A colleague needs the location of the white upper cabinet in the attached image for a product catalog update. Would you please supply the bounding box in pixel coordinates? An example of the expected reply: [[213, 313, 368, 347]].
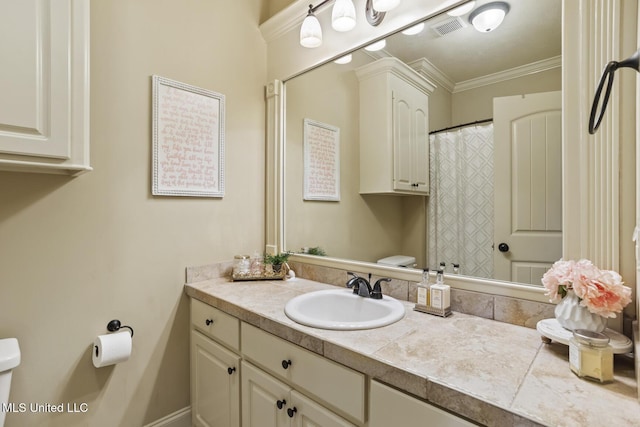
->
[[356, 57, 434, 195], [0, 0, 90, 175]]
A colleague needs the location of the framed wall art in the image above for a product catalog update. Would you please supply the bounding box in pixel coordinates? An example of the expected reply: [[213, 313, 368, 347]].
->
[[303, 118, 340, 201], [152, 75, 225, 197]]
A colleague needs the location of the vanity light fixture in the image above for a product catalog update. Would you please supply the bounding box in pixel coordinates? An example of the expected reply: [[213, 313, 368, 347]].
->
[[300, 0, 402, 48], [332, 0, 357, 32], [469, 1, 510, 33], [364, 39, 386, 52], [300, 5, 323, 48], [372, 0, 401, 12], [334, 53, 353, 64], [401, 22, 425, 35]]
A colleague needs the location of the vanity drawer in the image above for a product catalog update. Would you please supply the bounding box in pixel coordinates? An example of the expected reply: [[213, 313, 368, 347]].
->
[[241, 323, 365, 423], [191, 298, 240, 351]]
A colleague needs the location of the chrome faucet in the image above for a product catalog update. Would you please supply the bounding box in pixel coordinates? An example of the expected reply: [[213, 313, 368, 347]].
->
[[346, 273, 390, 299]]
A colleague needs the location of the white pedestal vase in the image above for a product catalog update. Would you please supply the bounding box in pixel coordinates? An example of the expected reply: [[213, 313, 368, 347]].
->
[[554, 290, 607, 332]]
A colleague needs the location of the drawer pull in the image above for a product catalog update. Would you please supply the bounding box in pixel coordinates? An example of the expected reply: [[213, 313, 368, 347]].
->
[[205, 318, 214, 326], [227, 367, 236, 375], [287, 407, 297, 418], [281, 359, 292, 369], [276, 399, 286, 410]]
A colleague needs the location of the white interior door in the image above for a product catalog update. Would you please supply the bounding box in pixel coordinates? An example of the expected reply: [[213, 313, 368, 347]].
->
[[493, 91, 562, 285]]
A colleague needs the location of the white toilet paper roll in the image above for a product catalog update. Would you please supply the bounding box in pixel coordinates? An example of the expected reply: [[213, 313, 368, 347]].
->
[[92, 331, 132, 368]]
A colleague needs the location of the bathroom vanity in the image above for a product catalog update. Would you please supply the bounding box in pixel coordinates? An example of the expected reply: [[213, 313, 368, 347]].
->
[[185, 274, 640, 427]]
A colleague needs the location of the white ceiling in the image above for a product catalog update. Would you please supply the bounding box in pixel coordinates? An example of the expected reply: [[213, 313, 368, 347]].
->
[[381, 0, 562, 83]]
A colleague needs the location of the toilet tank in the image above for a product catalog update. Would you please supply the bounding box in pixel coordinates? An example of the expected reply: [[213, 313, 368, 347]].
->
[[0, 338, 20, 427], [376, 255, 417, 268]]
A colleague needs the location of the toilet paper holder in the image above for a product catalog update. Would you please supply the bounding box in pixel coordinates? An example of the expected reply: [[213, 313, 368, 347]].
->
[[106, 319, 134, 337]]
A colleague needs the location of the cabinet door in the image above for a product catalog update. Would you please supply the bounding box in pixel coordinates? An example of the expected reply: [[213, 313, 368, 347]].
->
[[242, 361, 291, 427], [0, 0, 90, 174], [191, 331, 241, 427], [290, 391, 355, 427], [393, 91, 415, 192], [392, 80, 429, 194], [370, 380, 475, 427], [411, 93, 429, 193]]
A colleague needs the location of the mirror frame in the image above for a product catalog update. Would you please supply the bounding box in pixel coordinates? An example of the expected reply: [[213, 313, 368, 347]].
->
[[261, 0, 636, 311]]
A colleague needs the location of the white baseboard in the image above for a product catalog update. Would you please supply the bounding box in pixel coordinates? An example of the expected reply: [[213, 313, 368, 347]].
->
[[144, 407, 191, 427]]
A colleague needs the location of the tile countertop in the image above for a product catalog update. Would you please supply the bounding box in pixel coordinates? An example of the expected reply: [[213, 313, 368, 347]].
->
[[184, 277, 640, 427]]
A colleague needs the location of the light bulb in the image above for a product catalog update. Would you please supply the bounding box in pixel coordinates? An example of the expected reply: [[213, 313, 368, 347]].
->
[[372, 0, 401, 12], [332, 0, 356, 32], [300, 11, 322, 48]]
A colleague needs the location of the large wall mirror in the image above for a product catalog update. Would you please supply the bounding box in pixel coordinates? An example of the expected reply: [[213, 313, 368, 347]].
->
[[283, 0, 562, 288]]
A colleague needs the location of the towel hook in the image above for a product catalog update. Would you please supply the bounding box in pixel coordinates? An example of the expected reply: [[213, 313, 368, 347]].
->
[[589, 48, 640, 134]]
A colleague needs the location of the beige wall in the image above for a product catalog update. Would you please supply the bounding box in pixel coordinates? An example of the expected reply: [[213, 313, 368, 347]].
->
[[451, 68, 562, 125], [285, 52, 413, 263], [0, 1, 266, 426], [261, 0, 296, 23]]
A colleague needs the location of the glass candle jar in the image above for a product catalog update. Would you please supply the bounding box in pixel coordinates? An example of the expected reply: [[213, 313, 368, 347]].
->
[[569, 329, 614, 383], [233, 255, 251, 276]]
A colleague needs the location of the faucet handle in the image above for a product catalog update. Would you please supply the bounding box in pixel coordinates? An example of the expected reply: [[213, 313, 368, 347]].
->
[[346, 272, 360, 293], [371, 278, 391, 300]]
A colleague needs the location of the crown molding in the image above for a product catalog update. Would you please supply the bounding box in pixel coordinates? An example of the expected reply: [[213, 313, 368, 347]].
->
[[408, 58, 455, 92], [453, 55, 562, 93], [259, 0, 310, 43]]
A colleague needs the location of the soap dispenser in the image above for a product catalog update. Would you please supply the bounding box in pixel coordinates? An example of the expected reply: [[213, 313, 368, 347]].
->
[[430, 269, 450, 311], [416, 268, 429, 307]]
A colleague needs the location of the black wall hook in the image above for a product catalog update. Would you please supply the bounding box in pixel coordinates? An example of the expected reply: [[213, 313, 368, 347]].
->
[[589, 49, 640, 134], [107, 319, 134, 337]]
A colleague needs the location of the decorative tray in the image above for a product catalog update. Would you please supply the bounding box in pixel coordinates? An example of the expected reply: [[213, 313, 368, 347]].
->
[[232, 268, 286, 281], [536, 318, 632, 354], [414, 303, 452, 318]]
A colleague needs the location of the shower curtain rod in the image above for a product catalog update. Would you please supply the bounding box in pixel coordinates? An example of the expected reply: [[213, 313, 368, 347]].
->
[[429, 118, 493, 135]]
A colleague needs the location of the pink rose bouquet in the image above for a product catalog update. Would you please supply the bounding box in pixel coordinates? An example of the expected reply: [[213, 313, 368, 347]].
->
[[541, 259, 632, 318]]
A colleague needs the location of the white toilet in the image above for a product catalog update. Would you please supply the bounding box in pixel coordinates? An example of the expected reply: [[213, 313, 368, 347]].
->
[[0, 338, 20, 427], [376, 255, 417, 268]]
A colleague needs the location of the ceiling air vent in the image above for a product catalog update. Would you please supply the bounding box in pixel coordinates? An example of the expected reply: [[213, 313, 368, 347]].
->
[[430, 17, 466, 37]]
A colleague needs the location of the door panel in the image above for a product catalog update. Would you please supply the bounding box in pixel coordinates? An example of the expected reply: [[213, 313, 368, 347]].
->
[[241, 361, 290, 427], [494, 92, 562, 284]]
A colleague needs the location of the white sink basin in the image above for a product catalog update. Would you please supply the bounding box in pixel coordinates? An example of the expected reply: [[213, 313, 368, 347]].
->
[[284, 289, 405, 330]]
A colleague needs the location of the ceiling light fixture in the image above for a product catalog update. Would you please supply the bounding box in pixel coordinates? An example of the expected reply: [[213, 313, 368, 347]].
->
[[300, 0, 402, 48], [469, 1, 510, 33]]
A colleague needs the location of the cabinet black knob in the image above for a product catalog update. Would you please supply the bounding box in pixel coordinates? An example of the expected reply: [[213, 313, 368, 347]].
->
[[287, 407, 297, 418], [205, 318, 214, 326], [498, 243, 510, 252], [276, 399, 286, 410], [281, 359, 292, 369], [227, 367, 236, 375]]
